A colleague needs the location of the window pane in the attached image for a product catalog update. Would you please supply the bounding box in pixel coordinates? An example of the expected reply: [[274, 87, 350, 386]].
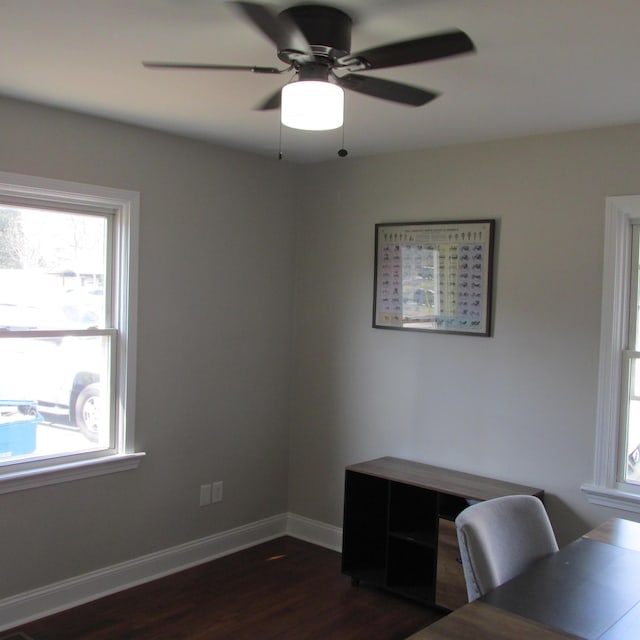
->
[[0, 207, 106, 329], [632, 224, 640, 352], [625, 356, 640, 483], [0, 204, 111, 463], [0, 335, 111, 461], [626, 226, 640, 483]]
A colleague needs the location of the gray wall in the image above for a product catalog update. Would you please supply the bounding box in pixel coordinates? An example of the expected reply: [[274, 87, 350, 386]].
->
[[1, 94, 639, 601], [290, 124, 640, 546], [0, 97, 295, 598]]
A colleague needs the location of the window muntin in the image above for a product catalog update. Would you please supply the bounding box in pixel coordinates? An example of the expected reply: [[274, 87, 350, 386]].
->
[[0, 173, 139, 485]]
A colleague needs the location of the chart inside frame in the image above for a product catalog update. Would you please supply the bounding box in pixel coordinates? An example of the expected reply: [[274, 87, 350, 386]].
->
[[373, 219, 495, 336]]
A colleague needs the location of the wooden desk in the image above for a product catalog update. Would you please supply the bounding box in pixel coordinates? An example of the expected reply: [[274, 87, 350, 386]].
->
[[407, 518, 640, 640], [342, 457, 542, 610]]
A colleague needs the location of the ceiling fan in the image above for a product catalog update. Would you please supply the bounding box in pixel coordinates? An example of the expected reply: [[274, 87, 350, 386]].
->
[[143, 2, 475, 125]]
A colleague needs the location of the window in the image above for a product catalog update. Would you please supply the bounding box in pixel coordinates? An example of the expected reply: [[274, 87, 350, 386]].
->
[[0, 172, 142, 493], [583, 195, 640, 511]]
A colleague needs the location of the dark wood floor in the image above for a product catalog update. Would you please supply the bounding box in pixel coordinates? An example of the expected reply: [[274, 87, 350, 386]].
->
[[6, 536, 444, 640]]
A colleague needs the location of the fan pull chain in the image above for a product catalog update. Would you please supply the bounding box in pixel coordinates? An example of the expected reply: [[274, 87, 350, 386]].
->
[[278, 118, 283, 160], [338, 121, 348, 158]]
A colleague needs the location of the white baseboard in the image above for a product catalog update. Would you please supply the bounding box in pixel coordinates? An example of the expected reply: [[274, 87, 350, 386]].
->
[[0, 512, 342, 633], [286, 512, 343, 551]]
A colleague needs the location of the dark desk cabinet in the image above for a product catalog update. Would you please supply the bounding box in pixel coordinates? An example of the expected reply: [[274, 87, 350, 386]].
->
[[341, 457, 543, 611]]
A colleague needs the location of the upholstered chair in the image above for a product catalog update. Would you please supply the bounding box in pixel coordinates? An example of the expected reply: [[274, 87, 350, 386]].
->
[[455, 494, 558, 601]]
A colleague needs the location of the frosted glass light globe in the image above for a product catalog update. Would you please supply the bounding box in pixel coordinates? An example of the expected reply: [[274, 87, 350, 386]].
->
[[281, 81, 344, 131]]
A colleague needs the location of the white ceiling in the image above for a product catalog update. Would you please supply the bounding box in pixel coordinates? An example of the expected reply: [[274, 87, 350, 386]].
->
[[2, 0, 640, 163]]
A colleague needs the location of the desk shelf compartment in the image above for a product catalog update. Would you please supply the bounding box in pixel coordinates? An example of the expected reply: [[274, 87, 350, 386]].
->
[[341, 470, 388, 583], [387, 536, 436, 603], [389, 481, 438, 548]]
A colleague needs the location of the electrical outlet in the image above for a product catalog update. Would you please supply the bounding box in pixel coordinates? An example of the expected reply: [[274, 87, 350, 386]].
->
[[212, 481, 223, 503], [199, 483, 212, 507]]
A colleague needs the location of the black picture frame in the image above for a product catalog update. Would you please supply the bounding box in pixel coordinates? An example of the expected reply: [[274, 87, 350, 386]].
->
[[373, 219, 495, 336]]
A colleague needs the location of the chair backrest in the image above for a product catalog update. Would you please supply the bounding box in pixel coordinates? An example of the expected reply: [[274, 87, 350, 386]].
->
[[455, 494, 558, 601]]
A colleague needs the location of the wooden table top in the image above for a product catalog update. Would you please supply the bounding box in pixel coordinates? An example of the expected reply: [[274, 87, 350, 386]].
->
[[583, 516, 640, 551], [406, 601, 581, 640], [406, 518, 640, 640]]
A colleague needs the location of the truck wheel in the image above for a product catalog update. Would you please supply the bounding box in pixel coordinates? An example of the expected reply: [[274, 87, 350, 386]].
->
[[75, 383, 100, 442]]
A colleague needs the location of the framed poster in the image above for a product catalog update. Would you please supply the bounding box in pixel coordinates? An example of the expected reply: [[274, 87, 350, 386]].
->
[[373, 219, 495, 336]]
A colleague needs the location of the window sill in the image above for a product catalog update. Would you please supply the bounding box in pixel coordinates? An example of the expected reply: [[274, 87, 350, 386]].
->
[[581, 482, 640, 513], [0, 452, 145, 495]]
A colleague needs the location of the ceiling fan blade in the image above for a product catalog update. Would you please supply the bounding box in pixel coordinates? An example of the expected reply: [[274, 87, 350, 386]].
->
[[338, 30, 475, 70], [336, 74, 439, 106], [254, 88, 282, 110], [229, 1, 312, 58], [143, 61, 282, 74]]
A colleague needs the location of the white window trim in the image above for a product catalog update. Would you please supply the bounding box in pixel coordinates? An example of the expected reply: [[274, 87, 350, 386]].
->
[[582, 195, 640, 512], [0, 453, 145, 495], [0, 171, 144, 492]]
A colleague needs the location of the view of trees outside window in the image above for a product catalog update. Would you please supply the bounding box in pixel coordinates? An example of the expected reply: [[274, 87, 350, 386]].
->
[[0, 206, 111, 463]]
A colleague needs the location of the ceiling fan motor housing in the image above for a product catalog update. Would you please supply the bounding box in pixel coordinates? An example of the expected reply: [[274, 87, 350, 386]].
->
[[277, 5, 352, 63]]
